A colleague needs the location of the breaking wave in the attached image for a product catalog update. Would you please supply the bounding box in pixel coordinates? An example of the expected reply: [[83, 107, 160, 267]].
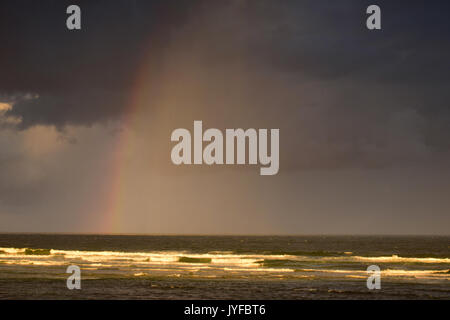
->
[[0, 247, 448, 282]]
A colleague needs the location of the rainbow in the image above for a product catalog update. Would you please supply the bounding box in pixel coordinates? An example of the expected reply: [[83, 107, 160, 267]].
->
[[92, 48, 155, 234]]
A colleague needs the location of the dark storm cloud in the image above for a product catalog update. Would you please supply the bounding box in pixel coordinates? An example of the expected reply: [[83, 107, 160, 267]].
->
[[0, 0, 449, 163], [249, 1, 450, 84], [0, 0, 196, 128]]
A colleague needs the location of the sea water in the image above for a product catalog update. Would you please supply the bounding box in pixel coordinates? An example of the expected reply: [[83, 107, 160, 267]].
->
[[0, 234, 448, 299]]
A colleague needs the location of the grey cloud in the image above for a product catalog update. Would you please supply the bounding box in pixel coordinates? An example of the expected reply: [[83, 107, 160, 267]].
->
[[1, 0, 449, 130]]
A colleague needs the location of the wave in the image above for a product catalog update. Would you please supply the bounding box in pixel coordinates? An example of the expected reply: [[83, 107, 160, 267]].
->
[[1, 247, 449, 282], [256, 259, 301, 268], [234, 250, 346, 257], [297, 267, 450, 277], [178, 257, 212, 263], [1, 247, 449, 264], [350, 255, 450, 264], [24, 248, 51, 255]]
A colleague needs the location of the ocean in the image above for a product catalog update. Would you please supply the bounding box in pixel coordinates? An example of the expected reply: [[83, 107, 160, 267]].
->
[[0, 234, 448, 299]]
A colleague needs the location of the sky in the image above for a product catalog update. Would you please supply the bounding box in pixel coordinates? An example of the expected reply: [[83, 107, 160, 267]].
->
[[0, 0, 449, 234]]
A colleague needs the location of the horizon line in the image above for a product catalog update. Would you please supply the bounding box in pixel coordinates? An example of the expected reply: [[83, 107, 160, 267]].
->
[[0, 231, 448, 237]]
